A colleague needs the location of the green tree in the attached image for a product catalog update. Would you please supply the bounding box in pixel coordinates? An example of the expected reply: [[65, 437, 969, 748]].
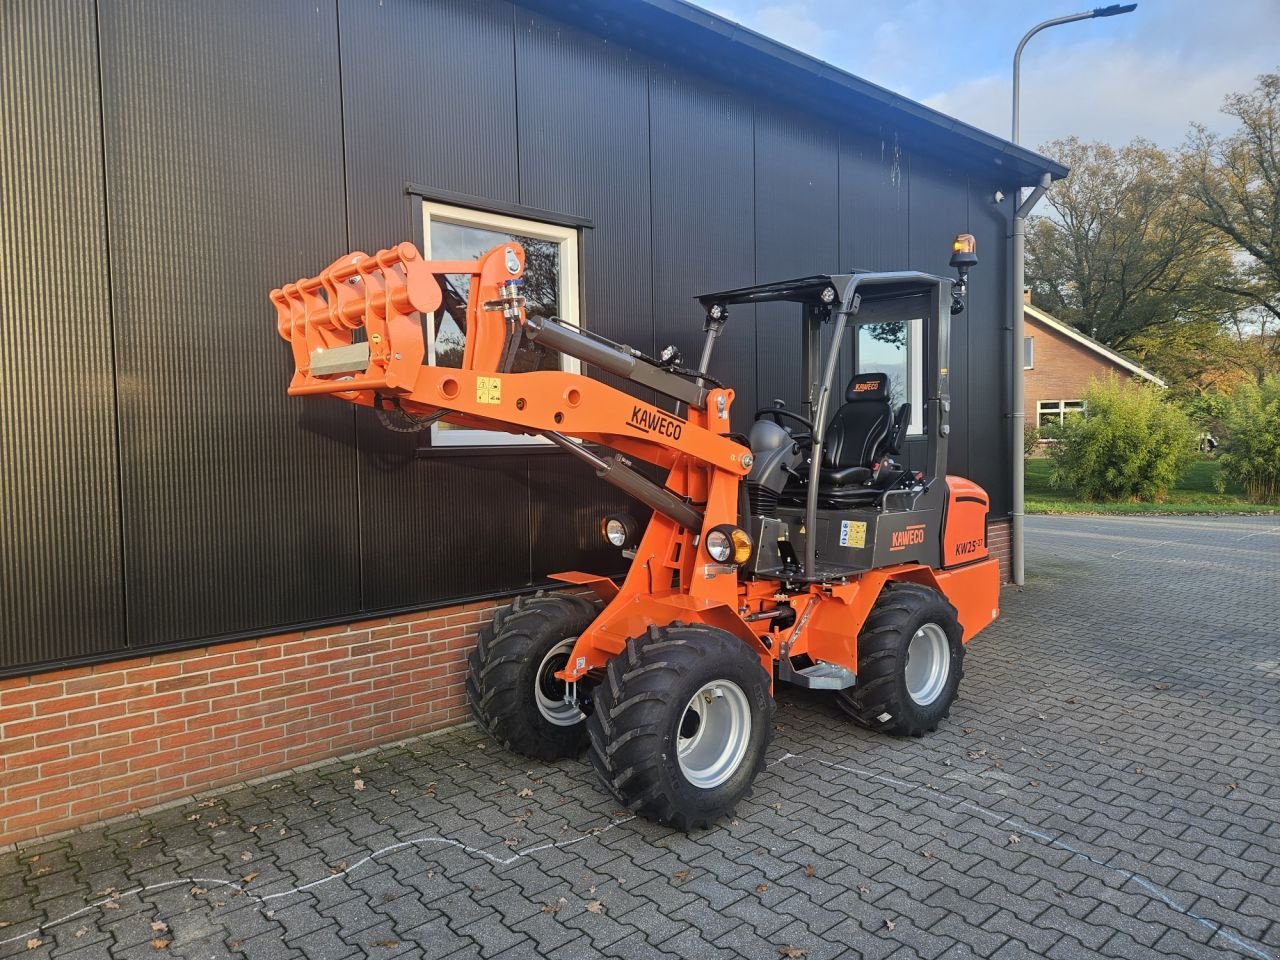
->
[[1049, 376, 1197, 502], [1027, 137, 1232, 349], [1184, 72, 1280, 368]]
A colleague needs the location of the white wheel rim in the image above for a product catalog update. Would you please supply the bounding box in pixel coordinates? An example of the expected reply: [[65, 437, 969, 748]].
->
[[905, 623, 950, 706], [533, 638, 584, 727], [676, 680, 752, 789]]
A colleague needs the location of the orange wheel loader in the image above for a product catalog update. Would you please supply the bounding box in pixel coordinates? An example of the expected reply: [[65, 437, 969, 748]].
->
[[271, 233, 1000, 830]]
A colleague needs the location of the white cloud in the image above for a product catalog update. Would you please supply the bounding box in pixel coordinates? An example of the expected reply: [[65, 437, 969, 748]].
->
[[926, 39, 1272, 152]]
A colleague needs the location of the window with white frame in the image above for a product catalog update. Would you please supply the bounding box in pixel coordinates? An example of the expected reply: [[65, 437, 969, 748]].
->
[[1023, 336, 1035, 370], [1037, 399, 1085, 427], [856, 316, 924, 435], [421, 200, 581, 447]]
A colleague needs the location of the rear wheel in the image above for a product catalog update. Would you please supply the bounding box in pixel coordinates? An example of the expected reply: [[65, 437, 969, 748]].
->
[[835, 582, 963, 737], [467, 592, 601, 760], [587, 624, 773, 830]]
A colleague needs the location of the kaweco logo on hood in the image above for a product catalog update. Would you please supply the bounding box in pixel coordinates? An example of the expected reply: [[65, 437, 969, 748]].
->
[[627, 405, 684, 440]]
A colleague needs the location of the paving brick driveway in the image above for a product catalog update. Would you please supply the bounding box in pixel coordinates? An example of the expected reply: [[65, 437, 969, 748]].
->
[[2, 515, 1277, 960]]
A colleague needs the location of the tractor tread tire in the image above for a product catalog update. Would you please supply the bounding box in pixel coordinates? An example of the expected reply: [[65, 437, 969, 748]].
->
[[466, 591, 601, 761], [835, 582, 964, 738], [586, 625, 773, 831]]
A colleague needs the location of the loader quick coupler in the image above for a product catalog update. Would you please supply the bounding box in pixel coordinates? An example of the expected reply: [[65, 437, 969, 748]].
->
[[273, 234, 1001, 831]]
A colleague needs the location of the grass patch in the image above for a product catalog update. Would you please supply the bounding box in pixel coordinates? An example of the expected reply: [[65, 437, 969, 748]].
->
[[1025, 456, 1276, 515]]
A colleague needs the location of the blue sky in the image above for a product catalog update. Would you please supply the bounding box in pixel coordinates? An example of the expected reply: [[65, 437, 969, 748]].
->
[[693, 0, 1280, 153]]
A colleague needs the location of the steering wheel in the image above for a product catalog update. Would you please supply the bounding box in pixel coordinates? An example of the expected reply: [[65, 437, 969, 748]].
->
[[754, 405, 814, 444]]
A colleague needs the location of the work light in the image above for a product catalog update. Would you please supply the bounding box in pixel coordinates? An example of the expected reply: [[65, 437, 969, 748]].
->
[[601, 514, 638, 548], [705, 525, 753, 565]]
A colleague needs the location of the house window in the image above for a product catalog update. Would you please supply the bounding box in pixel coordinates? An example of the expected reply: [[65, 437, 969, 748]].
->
[[1024, 336, 1035, 370], [421, 200, 581, 447], [1037, 399, 1085, 427], [857, 316, 923, 435]]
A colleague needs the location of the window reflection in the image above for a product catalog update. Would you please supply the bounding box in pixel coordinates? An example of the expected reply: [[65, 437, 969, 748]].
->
[[429, 220, 563, 374]]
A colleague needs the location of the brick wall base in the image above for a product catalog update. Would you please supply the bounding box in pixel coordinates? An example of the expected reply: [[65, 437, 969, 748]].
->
[[988, 517, 1012, 584], [0, 600, 504, 847]]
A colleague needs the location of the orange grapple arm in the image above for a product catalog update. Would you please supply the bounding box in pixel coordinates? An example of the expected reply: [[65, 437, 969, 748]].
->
[[270, 241, 749, 478]]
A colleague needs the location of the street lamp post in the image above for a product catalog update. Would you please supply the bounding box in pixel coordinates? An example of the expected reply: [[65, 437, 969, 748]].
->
[[1008, 4, 1136, 587]]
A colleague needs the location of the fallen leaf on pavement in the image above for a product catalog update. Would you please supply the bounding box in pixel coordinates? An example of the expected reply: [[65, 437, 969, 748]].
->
[[858, 885, 871, 895], [190, 886, 207, 896], [777, 946, 807, 958], [150, 921, 169, 932], [803, 864, 816, 878], [370, 940, 400, 948], [241, 872, 260, 884], [673, 870, 690, 882], [756, 883, 769, 893], [885, 919, 896, 931], [1008, 834, 1022, 845], [26, 939, 43, 950], [239, 852, 252, 862], [586, 900, 604, 914], [353, 779, 366, 791], [150, 939, 171, 950], [517, 787, 534, 798]]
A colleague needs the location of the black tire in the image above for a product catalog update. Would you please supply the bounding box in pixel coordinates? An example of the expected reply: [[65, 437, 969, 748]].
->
[[587, 624, 773, 831], [835, 582, 964, 737], [466, 592, 601, 761]]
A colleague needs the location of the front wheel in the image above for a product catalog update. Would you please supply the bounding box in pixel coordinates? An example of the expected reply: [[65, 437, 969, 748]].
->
[[466, 592, 601, 760], [835, 582, 964, 737], [587, 625, 773, 831]]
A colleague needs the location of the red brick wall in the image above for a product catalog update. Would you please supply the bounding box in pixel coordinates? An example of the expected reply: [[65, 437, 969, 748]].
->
[[988, 517, 1011, 584], [1025, 313, 1126, 423], [0, 600, 502, 847]]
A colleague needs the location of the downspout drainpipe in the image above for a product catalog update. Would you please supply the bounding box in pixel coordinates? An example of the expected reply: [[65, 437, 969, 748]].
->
[[1011, 172, 1051, 586]]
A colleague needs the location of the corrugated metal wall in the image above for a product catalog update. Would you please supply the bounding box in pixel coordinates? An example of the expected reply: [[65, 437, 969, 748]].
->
[[0, 0, 1019, 674]]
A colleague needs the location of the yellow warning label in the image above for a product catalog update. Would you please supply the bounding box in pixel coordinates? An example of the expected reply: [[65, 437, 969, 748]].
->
[[476, 376, 501, 405], [839, 520, 867, 548]]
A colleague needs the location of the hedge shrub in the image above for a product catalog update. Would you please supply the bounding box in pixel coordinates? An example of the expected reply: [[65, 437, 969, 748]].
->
[[1216, 378, 1280, 504], [1049, 377, 1196, 501]]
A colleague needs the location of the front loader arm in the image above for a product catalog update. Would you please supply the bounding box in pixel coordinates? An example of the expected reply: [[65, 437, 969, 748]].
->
[[270, 241, 749, 478]]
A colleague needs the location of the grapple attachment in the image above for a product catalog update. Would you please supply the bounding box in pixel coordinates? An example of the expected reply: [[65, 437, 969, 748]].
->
[[271, 241, 526, 402]]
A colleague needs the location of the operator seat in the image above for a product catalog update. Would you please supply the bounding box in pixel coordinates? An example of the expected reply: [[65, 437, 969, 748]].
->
[[816, 373, 910, 505]]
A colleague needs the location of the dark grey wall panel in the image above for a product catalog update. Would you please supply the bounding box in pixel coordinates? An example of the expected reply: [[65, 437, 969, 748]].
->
[[515, 11, 651, 353], [339, 0, 519, 250], [908, 155, 971, 482], [649, 66, 757, 433], [967, 177, 1015, 517], [340, 0, 531, 609], [755, 110, 839, 414], [358, 439, 532, 609], [100, 0, 358, 645], [4, 0, 1024, 674], [528, 456, 637, 579], [839, 129, 910, 272], [0, 0, 125, 667]]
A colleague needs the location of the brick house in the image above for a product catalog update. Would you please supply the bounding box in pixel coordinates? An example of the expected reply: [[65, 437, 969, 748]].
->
[[1023, 295, 1166, 433]]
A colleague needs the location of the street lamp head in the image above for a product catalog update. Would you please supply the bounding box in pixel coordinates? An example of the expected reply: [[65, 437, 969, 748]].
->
[[1092, 4, 1137, 17]]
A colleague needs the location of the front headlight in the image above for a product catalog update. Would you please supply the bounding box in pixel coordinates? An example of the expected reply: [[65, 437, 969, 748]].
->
[[705, 525, 753, 565], [601, 514, 638, 548]]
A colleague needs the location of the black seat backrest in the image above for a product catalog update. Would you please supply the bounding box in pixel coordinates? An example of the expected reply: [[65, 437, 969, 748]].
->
[[822, 373, 893, 469], [886, 402, 911, 456]]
